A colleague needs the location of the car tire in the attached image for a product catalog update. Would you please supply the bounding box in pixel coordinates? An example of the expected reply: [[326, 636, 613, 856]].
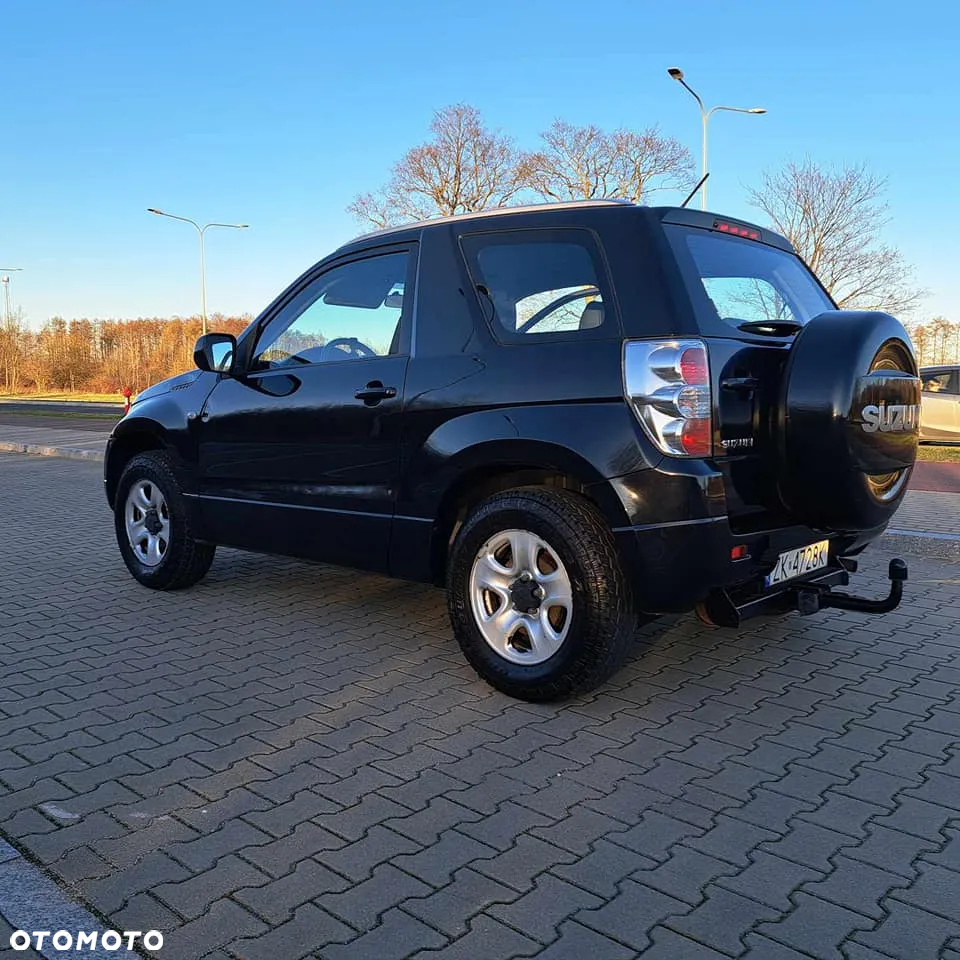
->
[[447, 487, 636, 702], [114, 451, 215, 590]]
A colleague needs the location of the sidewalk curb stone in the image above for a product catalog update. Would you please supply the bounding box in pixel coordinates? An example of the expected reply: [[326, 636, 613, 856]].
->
[[0, 441, 104, 462]]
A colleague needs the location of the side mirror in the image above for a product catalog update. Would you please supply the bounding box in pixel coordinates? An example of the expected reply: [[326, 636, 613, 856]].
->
[[194, 333, 236, 374]]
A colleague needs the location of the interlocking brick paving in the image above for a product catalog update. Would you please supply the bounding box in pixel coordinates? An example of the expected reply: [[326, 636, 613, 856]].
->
[[1, 451, 959, 959]]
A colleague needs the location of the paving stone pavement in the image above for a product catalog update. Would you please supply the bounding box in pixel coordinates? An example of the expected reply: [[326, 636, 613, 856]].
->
[[1, 450, 959, 960], [886, 490, 960, 537]]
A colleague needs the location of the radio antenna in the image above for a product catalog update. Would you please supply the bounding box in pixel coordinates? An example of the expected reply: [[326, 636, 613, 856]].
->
[[680, 173, 709, 209]]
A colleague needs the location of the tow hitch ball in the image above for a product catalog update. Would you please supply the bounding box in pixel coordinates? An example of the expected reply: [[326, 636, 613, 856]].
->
[[797, 559, 908, 616]]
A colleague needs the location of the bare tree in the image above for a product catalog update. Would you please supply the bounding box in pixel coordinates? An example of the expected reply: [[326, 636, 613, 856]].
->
[[928, 316, 954, 364], [748, 159, 923, 316], [523, 121, 694, 203], [0, 309, 27, 392], [349, 104, 528, 228], [908, 323, 930, 365]]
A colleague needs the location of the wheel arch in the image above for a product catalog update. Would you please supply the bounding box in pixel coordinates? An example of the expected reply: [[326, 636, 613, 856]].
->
[[428, 442, 632, 585], [105, 419, 173, 508]]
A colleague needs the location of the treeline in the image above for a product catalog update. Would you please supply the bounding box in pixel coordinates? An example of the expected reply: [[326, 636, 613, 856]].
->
[[909, 317, 960, 367], [0, 314, 252, 394], [1, 311, 956, 398]]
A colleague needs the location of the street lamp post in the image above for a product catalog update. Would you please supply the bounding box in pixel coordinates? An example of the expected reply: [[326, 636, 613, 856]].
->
[[147, 209, 249, 336], [666, 68, 766, 211], [0, 268, 23, 325]]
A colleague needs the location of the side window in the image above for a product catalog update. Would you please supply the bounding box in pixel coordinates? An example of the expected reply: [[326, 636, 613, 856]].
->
[[921, 371, 959, 395], [460, 230, 613, 341], [253, 251, 410, 367]]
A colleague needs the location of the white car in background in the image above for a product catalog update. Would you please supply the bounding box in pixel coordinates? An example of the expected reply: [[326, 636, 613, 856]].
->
[[919, 365, 960, 441]]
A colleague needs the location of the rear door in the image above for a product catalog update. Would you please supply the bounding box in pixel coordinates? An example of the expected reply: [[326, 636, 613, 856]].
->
[[663, 221, 837, 530]]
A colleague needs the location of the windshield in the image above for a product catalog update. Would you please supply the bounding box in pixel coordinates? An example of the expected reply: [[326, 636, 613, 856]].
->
[[666, 225, 834, 336]]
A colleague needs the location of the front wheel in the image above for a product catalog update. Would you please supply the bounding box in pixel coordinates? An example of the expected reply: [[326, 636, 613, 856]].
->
[[114, 451, 215, 590], [447, 488, 636, 702]]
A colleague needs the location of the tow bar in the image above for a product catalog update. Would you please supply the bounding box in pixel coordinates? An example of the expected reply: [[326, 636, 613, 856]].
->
[[801, 558, 908, 615], [698, 558, 909, 628]]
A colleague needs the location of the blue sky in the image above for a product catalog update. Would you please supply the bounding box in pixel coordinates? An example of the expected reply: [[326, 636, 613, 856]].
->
[[2, 0, 957, 328]]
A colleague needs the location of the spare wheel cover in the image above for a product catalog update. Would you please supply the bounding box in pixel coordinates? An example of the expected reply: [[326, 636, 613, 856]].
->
[[778, 310, 920, 531]]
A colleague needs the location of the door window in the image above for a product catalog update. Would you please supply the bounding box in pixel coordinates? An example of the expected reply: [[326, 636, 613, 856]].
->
[[460, 230, 613, 341], [253, 251, 410, 367], [921, 371, 959, 394]]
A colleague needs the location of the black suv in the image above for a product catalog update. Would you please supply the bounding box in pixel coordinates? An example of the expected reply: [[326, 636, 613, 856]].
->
[[106, 201, 920, 701]]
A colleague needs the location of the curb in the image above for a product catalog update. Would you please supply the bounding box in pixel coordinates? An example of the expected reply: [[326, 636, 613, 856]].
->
[[0, 441, 104, 463], [0, 840, 107, 957]]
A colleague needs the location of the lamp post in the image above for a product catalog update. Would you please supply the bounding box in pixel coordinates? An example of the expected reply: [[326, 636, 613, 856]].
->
[[147, 209, 248, 336], [0, 268, 23, 325], [666, 67, 766, 210]]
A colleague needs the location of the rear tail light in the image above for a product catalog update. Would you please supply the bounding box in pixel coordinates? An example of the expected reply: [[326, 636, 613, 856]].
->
[[623, 339, 713, 457]]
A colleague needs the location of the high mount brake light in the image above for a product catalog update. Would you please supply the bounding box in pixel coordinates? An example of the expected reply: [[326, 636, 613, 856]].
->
[[623, 340, 713, 458], [714, 220, 760, 241]]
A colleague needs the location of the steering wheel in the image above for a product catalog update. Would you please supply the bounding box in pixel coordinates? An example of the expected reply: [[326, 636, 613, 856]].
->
[[321, 337, 377, 361], [516, 287, 600, 334]]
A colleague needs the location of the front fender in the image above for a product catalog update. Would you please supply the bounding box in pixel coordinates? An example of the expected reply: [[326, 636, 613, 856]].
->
[[104, 376, 216, 506]]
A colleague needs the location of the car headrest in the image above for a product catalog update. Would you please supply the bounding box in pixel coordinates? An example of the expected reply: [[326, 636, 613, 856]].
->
[[579, 301, 604, 329]]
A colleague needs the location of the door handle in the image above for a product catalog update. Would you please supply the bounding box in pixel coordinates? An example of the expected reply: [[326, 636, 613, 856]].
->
[[354, 381, 397, 404], [721, 376, 760, 396]]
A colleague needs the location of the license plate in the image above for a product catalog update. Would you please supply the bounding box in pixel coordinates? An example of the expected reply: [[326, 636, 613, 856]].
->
[[764, 540, 830, 588]]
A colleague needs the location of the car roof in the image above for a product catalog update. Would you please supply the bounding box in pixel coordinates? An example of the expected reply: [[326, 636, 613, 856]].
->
[[337, 200, 791, 255]]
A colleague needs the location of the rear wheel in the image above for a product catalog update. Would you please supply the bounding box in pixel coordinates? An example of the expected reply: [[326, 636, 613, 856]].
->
[[447, 488, 636, 701], [114, 451, 215, 590]]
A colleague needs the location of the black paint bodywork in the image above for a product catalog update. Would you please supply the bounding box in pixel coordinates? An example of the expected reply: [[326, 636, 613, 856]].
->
[[105, 202, 912, 615]]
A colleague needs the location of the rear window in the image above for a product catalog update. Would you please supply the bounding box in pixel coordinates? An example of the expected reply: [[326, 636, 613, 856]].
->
[[666, 225, 834, 336]]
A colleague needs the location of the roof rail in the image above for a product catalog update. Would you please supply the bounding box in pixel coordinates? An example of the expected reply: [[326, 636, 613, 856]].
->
[[350, 198, 635, 243]]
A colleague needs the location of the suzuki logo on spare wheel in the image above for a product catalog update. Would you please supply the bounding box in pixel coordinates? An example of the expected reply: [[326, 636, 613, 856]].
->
[[860, 402, 920, 433]]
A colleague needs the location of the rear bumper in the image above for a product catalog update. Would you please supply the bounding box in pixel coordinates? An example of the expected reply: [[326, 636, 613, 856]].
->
[[614, 514, 888, 615]]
